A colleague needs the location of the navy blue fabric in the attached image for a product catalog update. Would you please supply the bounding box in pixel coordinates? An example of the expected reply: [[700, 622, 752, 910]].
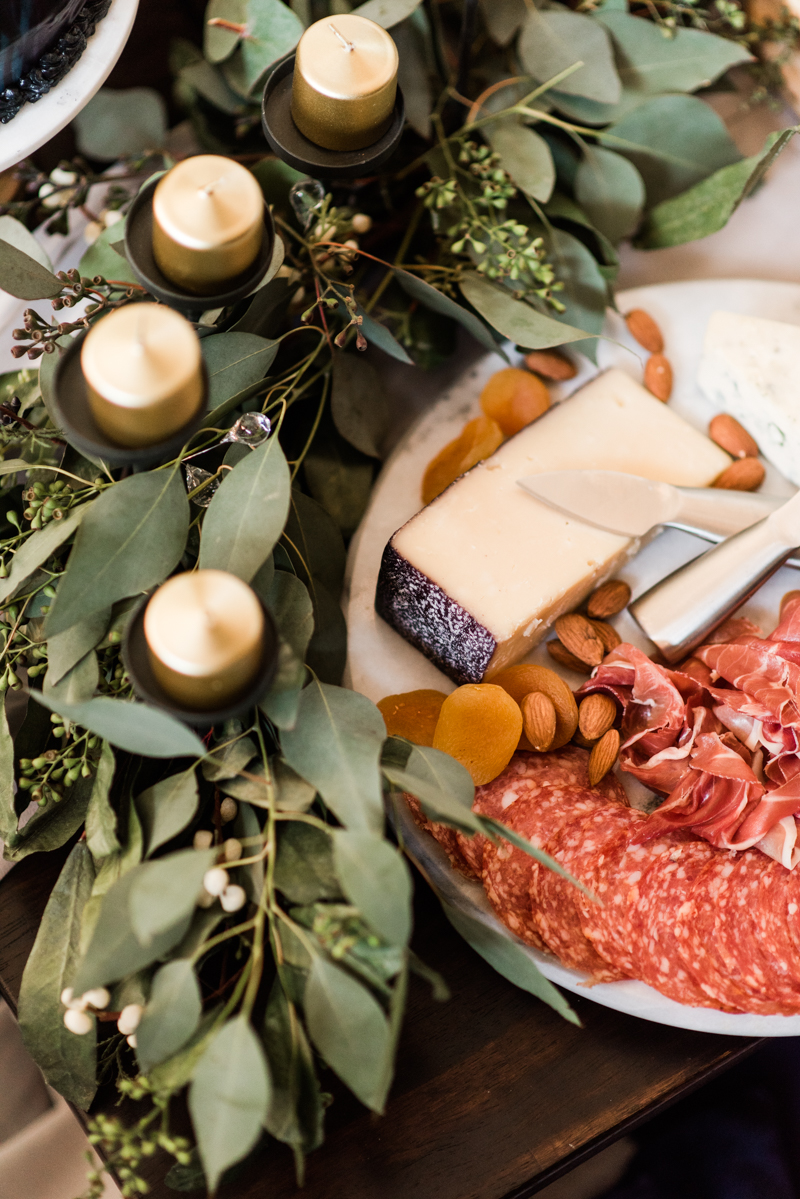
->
[[601, 1042, 800, 1199]]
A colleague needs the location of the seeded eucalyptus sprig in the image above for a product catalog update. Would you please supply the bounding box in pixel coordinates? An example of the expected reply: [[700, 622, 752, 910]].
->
[[11, 270, 147, 361]]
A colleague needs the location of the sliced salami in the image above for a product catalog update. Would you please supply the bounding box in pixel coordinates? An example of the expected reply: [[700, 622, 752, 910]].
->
[[532, 796, 629, 981]]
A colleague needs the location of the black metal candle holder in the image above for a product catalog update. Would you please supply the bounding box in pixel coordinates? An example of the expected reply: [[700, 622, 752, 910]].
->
[[261, 54, 405, 178], [51, 330, 209, 469], [123, 593, 279, 729], [124, 176, 277, 320]]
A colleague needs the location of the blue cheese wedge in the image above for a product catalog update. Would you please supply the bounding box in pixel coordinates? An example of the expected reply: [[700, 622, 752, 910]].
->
[[376, 368, 730, 684], [698, 311, 800, 485]]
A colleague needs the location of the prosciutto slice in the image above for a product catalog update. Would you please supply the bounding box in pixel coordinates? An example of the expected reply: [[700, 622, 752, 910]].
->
[[580, 614, 800, 869]]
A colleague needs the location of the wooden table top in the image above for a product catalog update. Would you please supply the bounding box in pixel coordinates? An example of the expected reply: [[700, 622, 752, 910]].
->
[[0, 850, 760, 1199]]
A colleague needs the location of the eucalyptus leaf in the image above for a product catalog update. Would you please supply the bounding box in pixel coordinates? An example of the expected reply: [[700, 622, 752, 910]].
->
[[274, 821, 341, 905], [73, 87, 168, 160], [200, 332, 278, 409], [281, 489, 346, 595], [351, 0, 422, 25], [442, 899, 579, 1024], [480, 0, 527, 45], [230, 277, 290, 338], [239, 0, 304, 90], [274, 757, 316, 811], [549, 85, 646, 127], [198, 436, 290, 581], [78, 222, 138, 286], [137, 959, 202, 1073], [72, 863, 195, 992], [44, 608, 110, 687], [233, 799, 264, 902], [331, 353, 389, 459], [136, 768, 200, 856], [605, 93, 741, 204], [459, 273, 593, 348], [180, 58, 245, 114], [43, 649, 98, 704], [488, 120, 555, 204], [0, 215, 53, 272], [281, 680, 385, 831], [304, 439, 373, 536], [18, 843, 97, 1108], [29, 692, 206, 759], [202, 736, 257, 783], [0, 216, 62, 300], [43, 469, 189, 638], [597, 11, 751, 95], [259, 640, 306, 730], [266, 570, 314, 660], [394, 16, 432, 139], [0, 699, 17, 844], [189, 1015, 271, 1192], [518, 8, 620, 102], [304, 955, 391, 1111], [204, 0, 247, 61], [395, 269, 501, 355], [0, 503, 90, 606], [546, 226, 608, 350], [383, 742, 480, 835], [128, 847, 216, 947], [333, 831, 412, 946], [263, 981, 324, 1154], [574, 146, 645, 244], [149, 1011, 219, 1093], [84, 742, 119, 862], [637, 127, 797, 249]]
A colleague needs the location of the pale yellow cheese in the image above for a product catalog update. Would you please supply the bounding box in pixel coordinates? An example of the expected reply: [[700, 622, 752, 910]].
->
[[390, 368, 730, 676]]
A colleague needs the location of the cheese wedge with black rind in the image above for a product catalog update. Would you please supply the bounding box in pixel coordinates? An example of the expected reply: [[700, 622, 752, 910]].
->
[[376, 369, 731, 684]]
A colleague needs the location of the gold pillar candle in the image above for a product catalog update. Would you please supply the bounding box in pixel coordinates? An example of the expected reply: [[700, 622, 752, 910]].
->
[[144, 570, 265, 710], [151, 155, 264, 294], [80, 304, 204, 448], [291, 15, 398, 152]]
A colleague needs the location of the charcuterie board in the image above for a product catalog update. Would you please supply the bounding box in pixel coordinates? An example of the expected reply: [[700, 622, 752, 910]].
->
[[344, 278, 800, 1036]]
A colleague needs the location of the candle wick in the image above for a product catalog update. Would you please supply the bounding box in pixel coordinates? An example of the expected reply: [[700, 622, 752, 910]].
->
[[200, 176, 226, 197], [328, 22, 354, 51], [133, 308, 148, 357]]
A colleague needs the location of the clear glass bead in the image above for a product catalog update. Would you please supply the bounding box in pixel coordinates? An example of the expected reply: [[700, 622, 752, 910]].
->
[[184, 465, 219, 507], [289, 178, 325, 229], [223, 413, 272, 448]]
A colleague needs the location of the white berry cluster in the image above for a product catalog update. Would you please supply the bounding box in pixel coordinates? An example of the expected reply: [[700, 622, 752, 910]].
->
[[61, 986, 144, 1048]]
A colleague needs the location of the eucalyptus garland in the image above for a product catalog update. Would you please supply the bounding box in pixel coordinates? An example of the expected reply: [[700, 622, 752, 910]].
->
[[0, 0, 797, 1193]]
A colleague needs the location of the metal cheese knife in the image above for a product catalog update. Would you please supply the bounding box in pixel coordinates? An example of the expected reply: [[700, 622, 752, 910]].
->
[[630, 487, 800, 662], [517, 469, 786, 541]]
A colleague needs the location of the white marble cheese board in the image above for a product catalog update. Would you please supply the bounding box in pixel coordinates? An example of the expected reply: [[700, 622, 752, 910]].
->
[[344, 278, 800, 1036]]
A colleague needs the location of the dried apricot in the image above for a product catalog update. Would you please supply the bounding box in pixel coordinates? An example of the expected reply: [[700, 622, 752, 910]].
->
[[480, 367, 551, 437], [432, 683, 523, 785], [378, 690, 448, 747], [490, 664, 578, 749], [422, 415, 504, 505]]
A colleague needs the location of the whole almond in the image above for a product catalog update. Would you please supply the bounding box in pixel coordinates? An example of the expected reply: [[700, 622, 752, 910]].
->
[[521, 691, 557, 751], [708, 414, 759, 460], [625, 309, 664, 353], [554, 613, 605, 666], [587, 579, 631, 619], [644, 353, 673, 402], [547, 640, 592, 674], [588, 728, 621, 787], [523, 349, 577, 381], [590, 619, 622, 653], [578, 693, 617, 741], [713, 457, 764, 492]]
